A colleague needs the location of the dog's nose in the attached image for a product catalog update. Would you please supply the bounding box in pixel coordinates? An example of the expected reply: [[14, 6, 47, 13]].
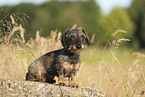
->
[[76, 43, 82, 49]]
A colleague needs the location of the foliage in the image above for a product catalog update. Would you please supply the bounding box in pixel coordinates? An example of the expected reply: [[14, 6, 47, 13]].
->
[[128, 0, 145, 49], [0, 0, 145, 96], [98, 8, 135, 46], [1, 0, 142, 49], [0, 13, 145, 97], [0, 0, 100, 41]]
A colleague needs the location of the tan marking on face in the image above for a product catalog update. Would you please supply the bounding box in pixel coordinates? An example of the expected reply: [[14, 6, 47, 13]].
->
[[68, 44, 85, 54]]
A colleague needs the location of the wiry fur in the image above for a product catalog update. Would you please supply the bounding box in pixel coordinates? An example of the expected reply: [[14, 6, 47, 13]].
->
[[26, 28, 90, 87]]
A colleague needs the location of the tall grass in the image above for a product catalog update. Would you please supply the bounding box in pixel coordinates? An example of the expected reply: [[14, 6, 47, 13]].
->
[[79, 48, 145, 96], [0, 14, 145, 96], [0, 15, 62, 79]]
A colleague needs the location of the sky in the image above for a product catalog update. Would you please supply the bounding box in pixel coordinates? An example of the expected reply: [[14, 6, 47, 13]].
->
[[0, 0, 133, 15], [96, 0, 133, 14]]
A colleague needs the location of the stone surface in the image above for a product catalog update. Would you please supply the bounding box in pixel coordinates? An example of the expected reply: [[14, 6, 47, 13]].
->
[[0, 78, 107, 97]]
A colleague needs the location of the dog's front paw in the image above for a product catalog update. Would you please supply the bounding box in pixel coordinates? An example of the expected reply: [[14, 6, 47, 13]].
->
[[69, 81, 78, 88], [58, 76, 67, 86], [59, 82, 66, 86]]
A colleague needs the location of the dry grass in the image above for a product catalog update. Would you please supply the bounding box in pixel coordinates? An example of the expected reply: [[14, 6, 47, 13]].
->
[[0, 15, 145, 97], [78, 48, 145, 97], [0, 15, 62, 79]]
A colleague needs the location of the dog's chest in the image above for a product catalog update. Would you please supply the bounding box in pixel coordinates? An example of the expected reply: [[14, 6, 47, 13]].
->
[[62, 61, 80, 72], [57, 55, 80, 73]]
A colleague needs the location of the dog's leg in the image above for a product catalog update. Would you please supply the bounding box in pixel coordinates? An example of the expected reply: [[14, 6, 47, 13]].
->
[[26, 71, 47, 82], [57, 68, 68, 86], [68, 73, 78, 88], [58, 75, 67, 86]]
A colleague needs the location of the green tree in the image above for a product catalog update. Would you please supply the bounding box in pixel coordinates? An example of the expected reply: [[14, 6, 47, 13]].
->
[[0, 0, 100, 41], [98, 8, 135, 46], [33, 0, 100, 38], [9, 3, 37, 40], [128, 0, 145, 49]]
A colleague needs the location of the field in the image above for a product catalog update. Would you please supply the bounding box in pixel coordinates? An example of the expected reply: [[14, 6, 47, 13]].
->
[[0, 16, 145, 96]]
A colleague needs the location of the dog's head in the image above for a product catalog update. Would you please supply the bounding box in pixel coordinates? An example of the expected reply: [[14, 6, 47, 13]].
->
[[60, 28, 90, 54]]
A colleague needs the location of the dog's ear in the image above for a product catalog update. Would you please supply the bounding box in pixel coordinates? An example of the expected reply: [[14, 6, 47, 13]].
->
[[60, 29, 70, 48], [82, 28, 90, 46]]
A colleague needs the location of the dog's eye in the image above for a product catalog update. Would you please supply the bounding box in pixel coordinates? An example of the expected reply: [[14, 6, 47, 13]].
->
[[81, 35, 85, 38], [81, 35, 85, 41], [69, 35, 74, 39]]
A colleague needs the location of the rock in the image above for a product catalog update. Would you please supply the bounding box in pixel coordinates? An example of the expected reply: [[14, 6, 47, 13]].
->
[[0, 78, 107, 97]]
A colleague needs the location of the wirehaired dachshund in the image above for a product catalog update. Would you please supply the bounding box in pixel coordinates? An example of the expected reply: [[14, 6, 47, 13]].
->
[[26, 28, 90, 87]]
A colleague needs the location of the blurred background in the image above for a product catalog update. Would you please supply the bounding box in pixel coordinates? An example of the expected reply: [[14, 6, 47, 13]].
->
[[1, 1, 145, 96], [0, 0, 145, 49]]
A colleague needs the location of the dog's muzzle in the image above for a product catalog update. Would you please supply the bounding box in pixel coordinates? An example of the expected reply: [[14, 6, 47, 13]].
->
[[76, 43, 82, 49], [68, 43, 84, 54]]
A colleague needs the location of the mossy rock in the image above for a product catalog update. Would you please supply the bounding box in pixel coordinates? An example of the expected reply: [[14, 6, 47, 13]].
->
[[0, 78, 107, 97]]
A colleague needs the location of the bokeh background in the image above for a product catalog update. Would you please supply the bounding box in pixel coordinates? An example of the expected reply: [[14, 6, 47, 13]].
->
[[0, 0, 145, 96], [1, 0, 145, 49]]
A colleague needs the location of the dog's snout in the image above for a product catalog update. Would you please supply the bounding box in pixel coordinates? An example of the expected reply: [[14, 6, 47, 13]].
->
[[76, 43, 82, 49]]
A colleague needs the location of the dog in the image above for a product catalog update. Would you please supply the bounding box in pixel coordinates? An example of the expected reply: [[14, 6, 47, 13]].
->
[[26, 28, 90, 87]]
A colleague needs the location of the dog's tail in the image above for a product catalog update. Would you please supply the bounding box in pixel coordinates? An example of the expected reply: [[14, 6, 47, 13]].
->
[[26, 73, 29, 80]]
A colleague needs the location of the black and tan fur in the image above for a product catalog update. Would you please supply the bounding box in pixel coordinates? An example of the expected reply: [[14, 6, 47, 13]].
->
[[26, 28, 90, 87]]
